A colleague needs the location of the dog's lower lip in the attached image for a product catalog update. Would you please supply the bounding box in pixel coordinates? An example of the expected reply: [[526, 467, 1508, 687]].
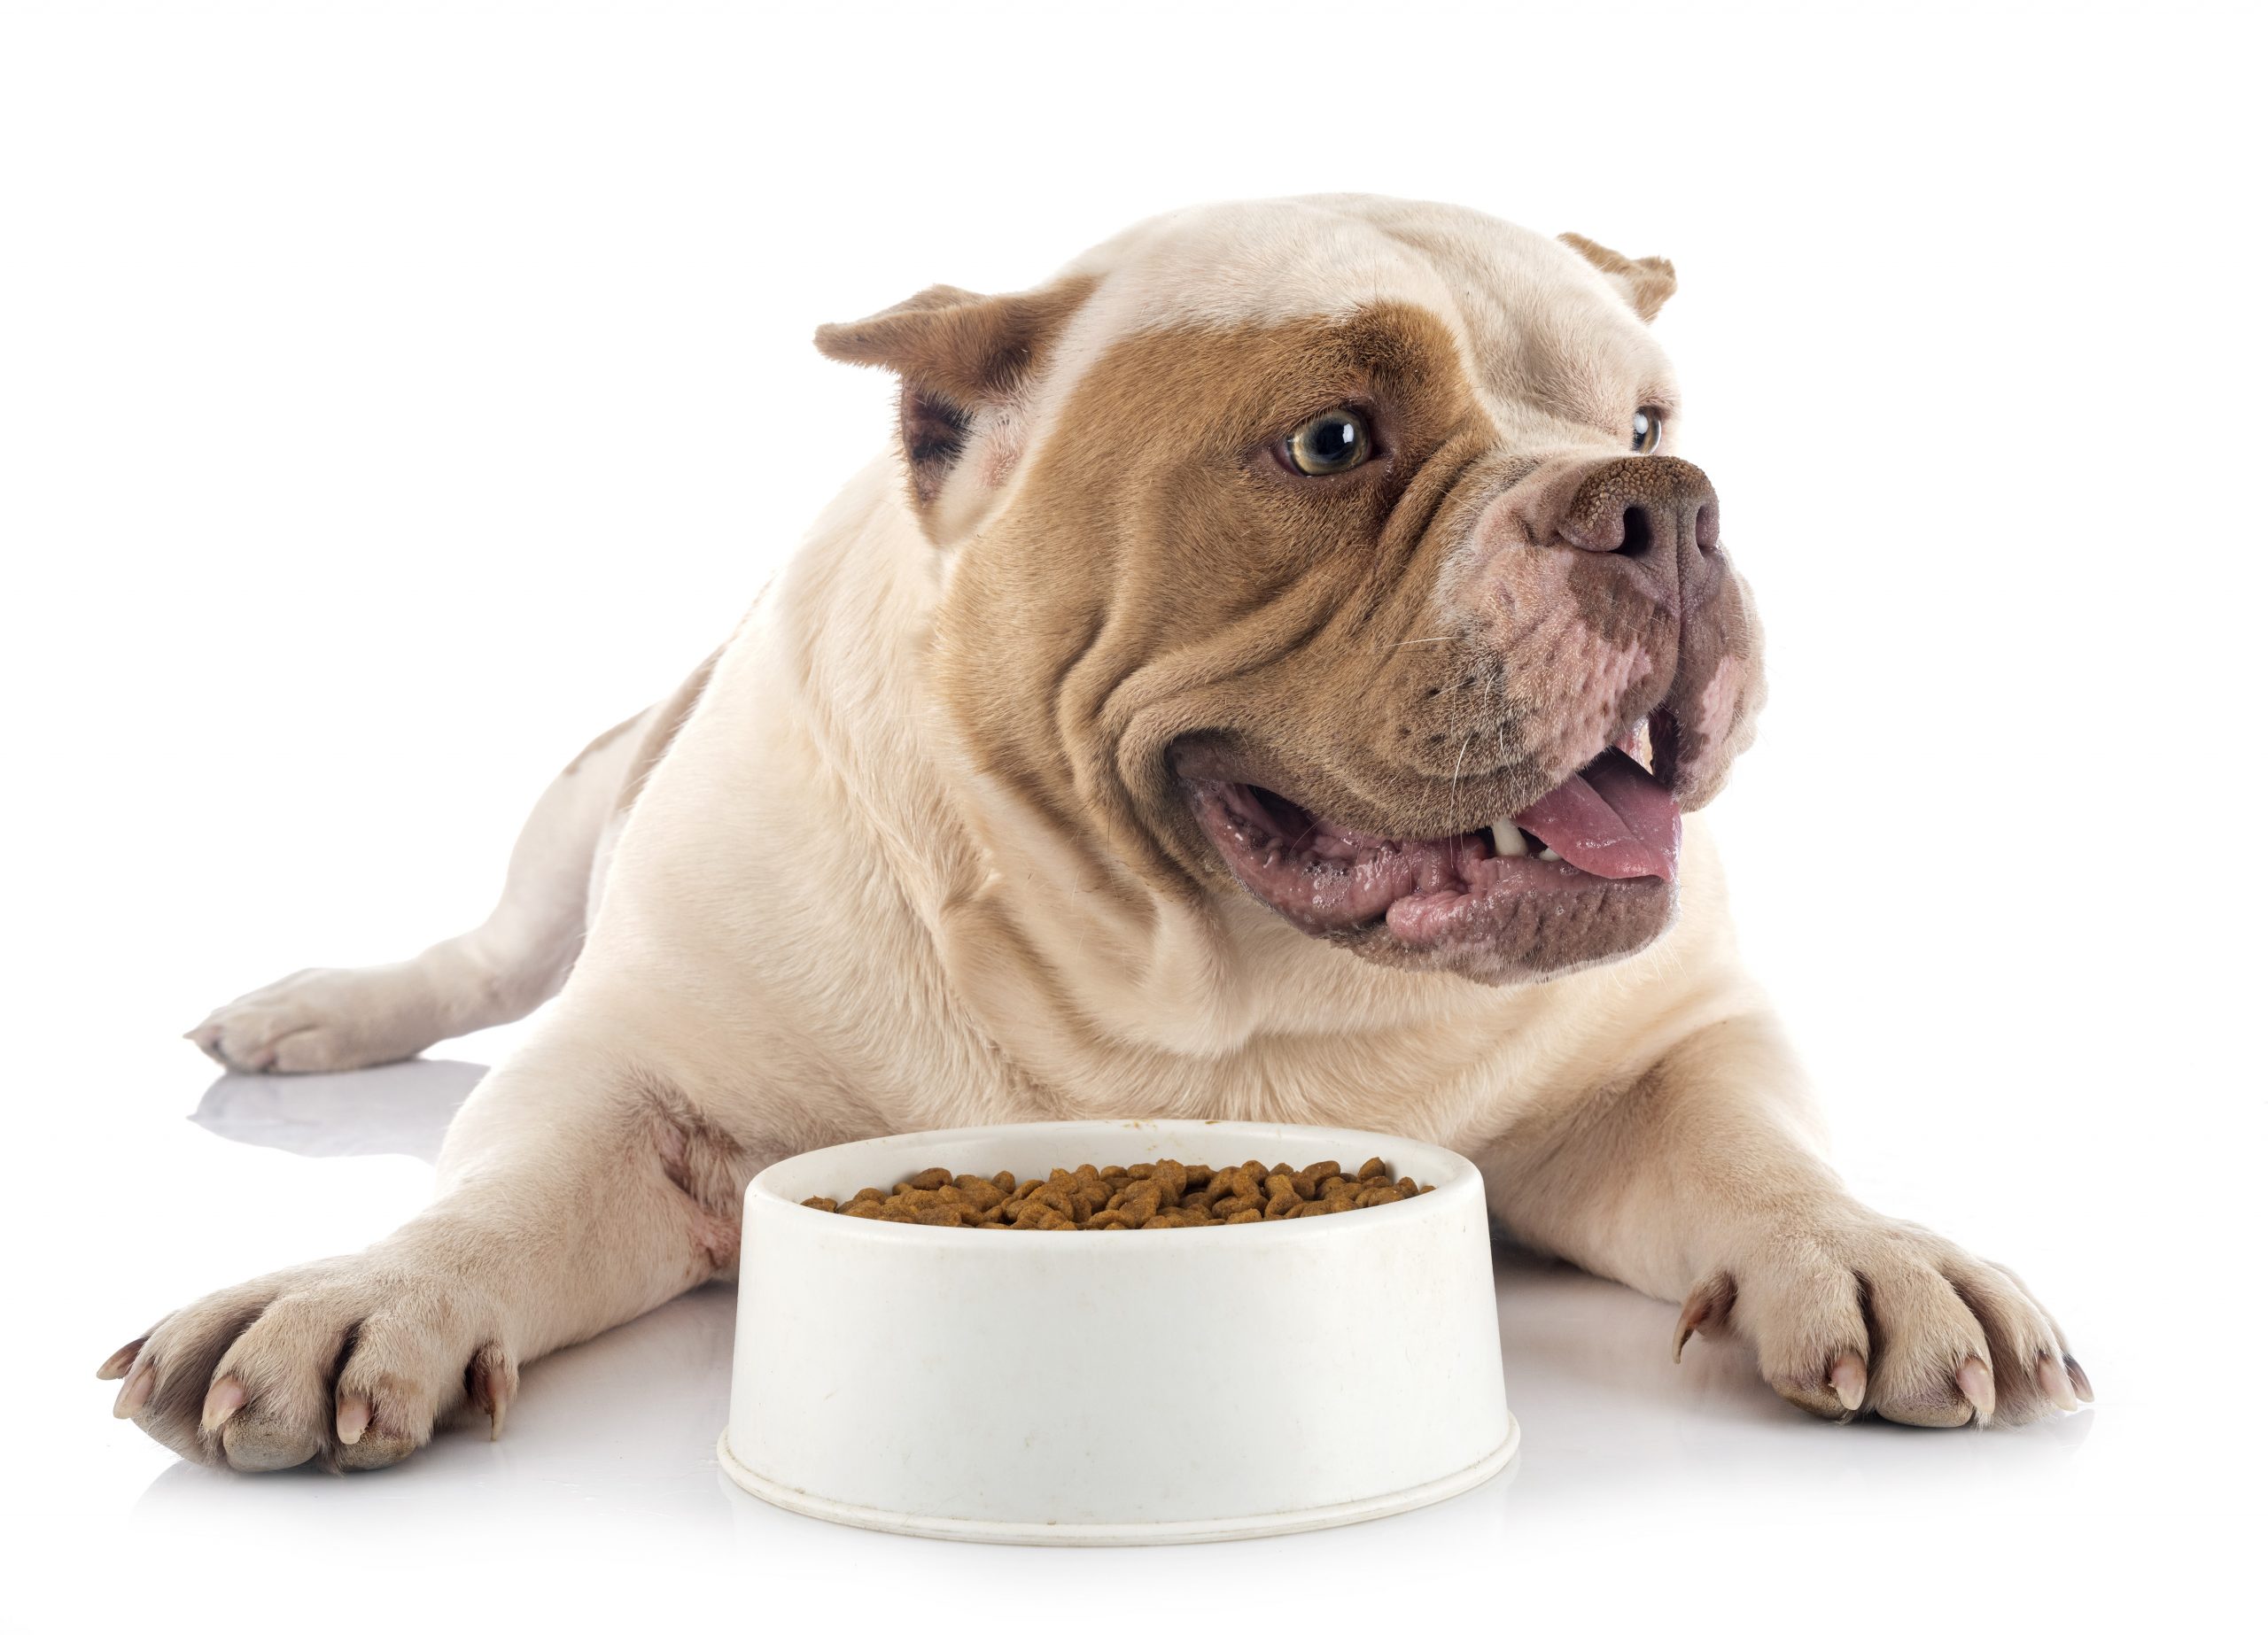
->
[[1185, 747, 1682, 949]]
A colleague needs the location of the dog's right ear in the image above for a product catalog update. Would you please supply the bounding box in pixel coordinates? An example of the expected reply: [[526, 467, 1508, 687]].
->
[[815, 276, 1095, 539], [1557, 233, 1677, 322]]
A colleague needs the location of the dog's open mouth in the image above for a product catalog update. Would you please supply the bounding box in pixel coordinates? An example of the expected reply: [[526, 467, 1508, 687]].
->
[[1184, 732, 1682, 957]]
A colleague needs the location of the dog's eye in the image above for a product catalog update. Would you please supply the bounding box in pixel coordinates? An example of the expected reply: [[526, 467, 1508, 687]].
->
[[1631, 406, 1666, 454], [1284, 408, 1375, 476]]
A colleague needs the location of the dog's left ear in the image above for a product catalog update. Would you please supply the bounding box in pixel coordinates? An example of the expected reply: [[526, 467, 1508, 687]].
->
[[815, 276, 1095, 539], [1557, 233, 1677, 322]]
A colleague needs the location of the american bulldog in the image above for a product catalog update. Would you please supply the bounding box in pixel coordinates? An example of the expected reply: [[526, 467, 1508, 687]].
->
[[107, 196, 2085, 1471]]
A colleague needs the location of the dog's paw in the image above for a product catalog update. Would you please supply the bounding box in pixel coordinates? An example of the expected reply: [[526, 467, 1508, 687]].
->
[[97, 1255, 517, 1472], [1673, 1210, 2088, 1427], [187, 963, 447, 1073]]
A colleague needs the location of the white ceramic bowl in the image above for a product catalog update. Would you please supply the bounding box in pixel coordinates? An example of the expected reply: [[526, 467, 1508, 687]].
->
[[718, 1119, 1516, 1545]]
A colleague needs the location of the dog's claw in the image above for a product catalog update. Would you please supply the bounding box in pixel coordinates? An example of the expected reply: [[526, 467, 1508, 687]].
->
[[2063, 1354, 2093, 1403], [468, 1343, 518, 1441], [1954, 1356, 1995, 1426], [1830, 1352, 1867, 1414], [113, 1361, 155, 1419], [2035, 1353, 2080, 1413], [335, 1395, 371, 1446], [1672, 1271, 1735, 1363], [96, 1338, 144, 1382], [200, 1376, 247, 1433]]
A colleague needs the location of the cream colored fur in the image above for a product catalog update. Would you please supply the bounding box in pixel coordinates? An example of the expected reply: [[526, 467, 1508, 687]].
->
[[113, 198, 2082, 1473]]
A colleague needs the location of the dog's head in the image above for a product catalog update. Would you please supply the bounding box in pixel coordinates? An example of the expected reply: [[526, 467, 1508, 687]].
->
[[818, 197, 1761, 985]]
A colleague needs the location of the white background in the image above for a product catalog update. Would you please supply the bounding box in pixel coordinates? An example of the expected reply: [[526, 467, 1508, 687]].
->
[[4, 0, 2262, 1624]]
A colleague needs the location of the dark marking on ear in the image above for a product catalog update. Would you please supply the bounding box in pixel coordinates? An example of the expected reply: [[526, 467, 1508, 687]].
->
[[898, 383, 974, 505]]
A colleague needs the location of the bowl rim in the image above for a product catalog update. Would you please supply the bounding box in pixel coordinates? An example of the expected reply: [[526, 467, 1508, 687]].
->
[[745, 1117, 1484, 1249]]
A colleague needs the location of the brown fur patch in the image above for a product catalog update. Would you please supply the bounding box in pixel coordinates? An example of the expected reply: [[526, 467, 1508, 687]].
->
[[935, 304, 1510, 907]]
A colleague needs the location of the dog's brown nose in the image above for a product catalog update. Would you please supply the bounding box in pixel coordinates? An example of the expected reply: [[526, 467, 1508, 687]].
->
[[1550, 456, 1720, 571]]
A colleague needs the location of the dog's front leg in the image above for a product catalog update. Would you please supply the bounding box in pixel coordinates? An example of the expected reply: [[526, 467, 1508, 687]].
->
[[98, 1028, 768, 1471], [1480, 1011, 2087, 1427]]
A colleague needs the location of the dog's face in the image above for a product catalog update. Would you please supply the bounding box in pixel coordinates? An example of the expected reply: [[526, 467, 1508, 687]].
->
[[819, 197, 1762, 984]]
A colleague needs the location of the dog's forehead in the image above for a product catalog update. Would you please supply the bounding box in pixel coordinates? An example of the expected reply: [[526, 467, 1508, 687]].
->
[[1051, 195, 1670, 433]]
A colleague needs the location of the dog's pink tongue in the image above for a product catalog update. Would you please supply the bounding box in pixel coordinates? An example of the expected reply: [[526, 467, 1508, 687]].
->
[[1515, 748, 1682, 880]]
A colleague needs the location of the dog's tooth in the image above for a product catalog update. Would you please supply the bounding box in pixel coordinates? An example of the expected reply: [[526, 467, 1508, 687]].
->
[[1538, 846, 1562, 862], [1489, 818, 1528, 857]]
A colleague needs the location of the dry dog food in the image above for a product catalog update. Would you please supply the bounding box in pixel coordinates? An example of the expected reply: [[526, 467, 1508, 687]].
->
[[800, 1157, 1430, 1229]]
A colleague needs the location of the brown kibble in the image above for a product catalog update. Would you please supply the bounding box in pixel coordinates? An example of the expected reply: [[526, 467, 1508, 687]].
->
[[812, 1156, 1427, 1230]]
